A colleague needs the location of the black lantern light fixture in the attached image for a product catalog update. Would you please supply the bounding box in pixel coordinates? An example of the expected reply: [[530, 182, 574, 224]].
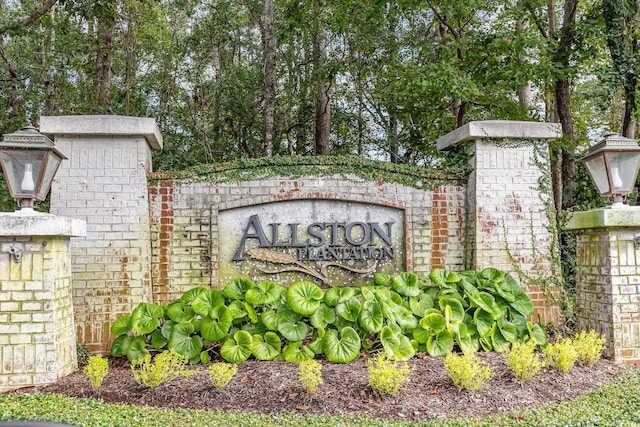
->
[[578, 132, 640, 208], [0, 126, 67, 211]]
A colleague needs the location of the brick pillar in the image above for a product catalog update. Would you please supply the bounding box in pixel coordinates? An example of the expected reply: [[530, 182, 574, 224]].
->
[[41, 115, 163, 353], [0, 211, 85, 391], [565, 208, 640, 363], [437, 121, 562, 325]]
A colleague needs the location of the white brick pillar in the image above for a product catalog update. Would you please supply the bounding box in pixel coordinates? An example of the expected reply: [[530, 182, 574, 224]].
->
[[437, 121, 561, 324], [41, 115, 163, 352], [0, 211, 85, 391]]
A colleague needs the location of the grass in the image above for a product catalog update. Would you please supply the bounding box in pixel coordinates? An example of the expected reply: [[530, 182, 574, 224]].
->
[[2, 371, 640, 427]]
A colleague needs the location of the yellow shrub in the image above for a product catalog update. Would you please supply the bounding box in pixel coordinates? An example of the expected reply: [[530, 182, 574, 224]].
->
[[504, 340, 544, 381], [573, 330, 606, 365], [443, 352, 493, 391], [131, 351, 192, 390], [83, 354, 109, 390], [368, 353, 411, 396], [544, 338, 578, 373], [299, 359, 323, 394], [209, 362, 238, 389]]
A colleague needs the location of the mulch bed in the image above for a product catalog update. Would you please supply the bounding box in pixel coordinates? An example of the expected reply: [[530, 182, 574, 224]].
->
[[15, 353, 638, 422]]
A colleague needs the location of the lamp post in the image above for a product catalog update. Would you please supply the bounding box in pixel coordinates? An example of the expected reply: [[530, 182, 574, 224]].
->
[[0, 126, 67, 211], [578, 132, 640, 208]]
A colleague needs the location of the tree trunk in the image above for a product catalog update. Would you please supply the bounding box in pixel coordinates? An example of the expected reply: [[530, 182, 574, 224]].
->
[[0, 42, 19, 120], [262, 0, 276, 157], [313, 1, 330, 156], [93, 1, 115, 110]]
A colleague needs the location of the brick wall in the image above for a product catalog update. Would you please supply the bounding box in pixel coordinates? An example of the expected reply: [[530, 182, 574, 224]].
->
[[148, 178, 467, 304]]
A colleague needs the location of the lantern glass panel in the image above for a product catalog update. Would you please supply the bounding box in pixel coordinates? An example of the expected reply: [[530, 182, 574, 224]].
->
[[36, 152, 63, 200], [608, 151, 640, 193], [583, 154, 610, 194], [0, 149, 46, 198]]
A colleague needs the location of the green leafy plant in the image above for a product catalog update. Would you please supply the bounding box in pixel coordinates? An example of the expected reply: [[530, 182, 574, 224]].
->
[[504, 340, 544, 381], [367, 352, 411, 396], [208, 362, 238, 389], [298, 359, 323, 393], [544, 338, 578, 373], [131, 351, 193, 390], [443, 352, 493, 391], [573, 330, 606, 365], [76, 343, 90, 368], [83, 355, 109, 390]]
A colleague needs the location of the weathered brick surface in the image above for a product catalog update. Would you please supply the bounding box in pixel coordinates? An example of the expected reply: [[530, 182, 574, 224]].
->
[[48, 134, 156, 352], [148, 178, 467, 303], [0, 237, 77, 391], [573, 227, 640, 362]]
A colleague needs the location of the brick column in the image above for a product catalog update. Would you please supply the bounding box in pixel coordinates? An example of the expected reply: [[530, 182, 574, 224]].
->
[[41, 115, 163, 352], [0, 212, 85, 391], [437, 121, 562, 324], [565, 208, 640, 363]]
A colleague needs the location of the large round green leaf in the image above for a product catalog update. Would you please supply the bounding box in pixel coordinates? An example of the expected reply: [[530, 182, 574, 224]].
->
[[322, 327, 361, 363], [323, 287, 358, 307], [111, 315, 132, 336], [191, 289, 225, 317], [169, 322, 203, 359], [429, 269, 460, 288], [491, 324, 510, 352], [419, 311, 446, 332], [336, 298, 362, 322], [504, 274, 534, 316], [286, 281, 323, 315], [373, 273, 392, 286], [245, 281, 285, 305], [439, 297, 465, 325], [167, 300, 196, 323], [131, 302, 164, 335], [380, 326, 415, 361], [151, 329, 168, 349], [201, 305, 233, 341], [161, 320, 176, 340], [224, 278, 255, 300], [527, 321, 547, 346], [358, 300, 384, 333], [391, 272, 421, 297], [228, 300, 249, 321], [221, 330, 253, 363], [278, 316, 309, 341], [310, 303, 337, 329], [478, 267, 505, 288], [498, 320, 518, 343], [260, 308, 279, 331], [282, 341, 314, 362], [180, 287, 207, 303], [473, 309, 494, 338], [126, 336, 149, 362], [409, 294, 434, 317], [251, 332, 281, 360], [111, 335, 132, 357], [426, 330, 454, 357]]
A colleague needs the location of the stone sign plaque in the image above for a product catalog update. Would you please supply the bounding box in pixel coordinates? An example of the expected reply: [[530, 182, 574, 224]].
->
[[218, 200, 405, 287]]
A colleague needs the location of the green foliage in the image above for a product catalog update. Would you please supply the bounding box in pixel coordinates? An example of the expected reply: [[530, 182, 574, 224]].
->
[[131, 351, 193, 390], [504, 340, 544, 381], [367, 353, 411, 396], [443, 352, 494, 391], [544, 338, 579, 373], [573, 330, 606, 365], [208, 362, 237, 389], [152, 156, 466, 190], [75, 343, 90, 369], [83, 355, 109, 391], [110, 267, 544, 364], [298, 359, 323, 394]]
